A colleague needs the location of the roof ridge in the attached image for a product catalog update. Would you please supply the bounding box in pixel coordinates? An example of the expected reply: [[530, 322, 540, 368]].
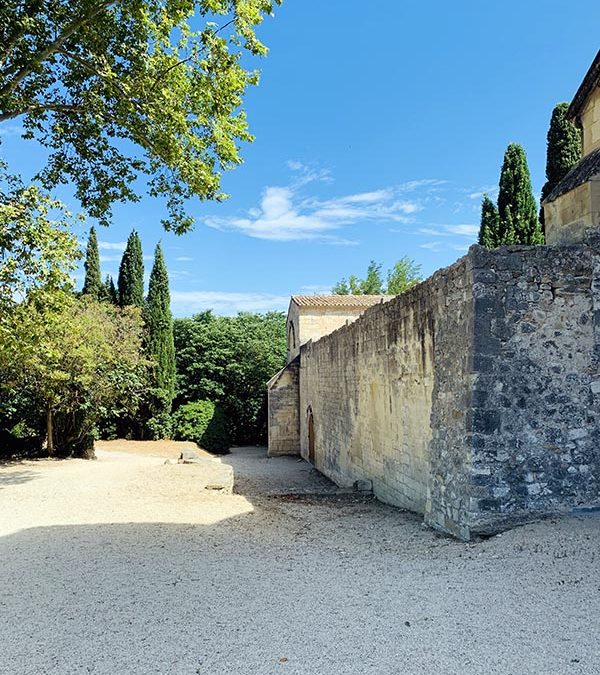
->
[[568, 49, 600, 119]]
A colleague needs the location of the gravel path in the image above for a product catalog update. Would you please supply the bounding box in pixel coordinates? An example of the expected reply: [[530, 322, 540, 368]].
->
[[1, 444, 599, 675]]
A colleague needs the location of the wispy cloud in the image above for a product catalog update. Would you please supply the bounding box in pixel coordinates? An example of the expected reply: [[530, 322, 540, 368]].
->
[[417, 223, 479, 238], [98, 241, 127, 252], [170, 291, 289, 316], [0, 125, 23, 137], [300, 284, 334, 294], [467, 185, 498, 200], [175, 256, 194, 262], [420, 241, 471, 253], [206, 177, 441, 244], [287, 160, 333, 187]]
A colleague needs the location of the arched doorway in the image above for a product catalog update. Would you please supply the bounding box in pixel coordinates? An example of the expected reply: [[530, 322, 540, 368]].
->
[[307, 406, 315, 464]]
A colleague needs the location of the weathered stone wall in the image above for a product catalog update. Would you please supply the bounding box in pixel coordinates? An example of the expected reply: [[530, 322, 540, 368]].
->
[[545, 179, 600, 245], [299, 259, 474, 525], [267, 357, 300, 456], [582, 86, 600, 156], [297, 241, 600, 539], [465, 242, 600, 533], [287, 305, 380, 362]]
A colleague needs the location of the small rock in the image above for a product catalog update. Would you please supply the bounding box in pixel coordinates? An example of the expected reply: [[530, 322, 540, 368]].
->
[[180, 449, 200, 461], [205, 484, 225, 491], [354, 479, 373, 492]]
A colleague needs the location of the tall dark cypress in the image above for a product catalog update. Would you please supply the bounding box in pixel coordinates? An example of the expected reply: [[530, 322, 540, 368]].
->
[[497, 143, 544, 245], [118, 230, 144, 307], [82, 226, 102, 298], [99, 275, 118, 304], [478, 195, 500, 249], [540, 103, 582, 219], [145, 243, 176, 404]]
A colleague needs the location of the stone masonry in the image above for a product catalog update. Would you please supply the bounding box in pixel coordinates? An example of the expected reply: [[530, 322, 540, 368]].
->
[[268, 51, 600, 539]]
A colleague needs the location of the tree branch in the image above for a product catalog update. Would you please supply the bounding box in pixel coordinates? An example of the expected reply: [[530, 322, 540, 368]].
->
[[0, 0, 118, 98], [0, 103, 85, 123]]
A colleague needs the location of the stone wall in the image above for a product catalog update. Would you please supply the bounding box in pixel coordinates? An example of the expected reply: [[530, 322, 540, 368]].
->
[[582, 86, 600, 156], [267, 357, 300, 456], [545, 179, 600, 245], [287, 304, 381, 362], [297, 240, 600, 539], [465, 242, 600, 533], [299, 258, 474, 526]]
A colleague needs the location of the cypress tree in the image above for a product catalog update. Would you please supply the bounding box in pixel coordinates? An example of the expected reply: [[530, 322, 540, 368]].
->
[[82, 226, 102, 298], [540, 103, 582, 221], [143, 243, 176, 438], [497, 143, 544, 245], [118, 230, 144, 307], [145, 243, 176, 401], [99, 275, 118, 304], [478, 195, 500, 249]]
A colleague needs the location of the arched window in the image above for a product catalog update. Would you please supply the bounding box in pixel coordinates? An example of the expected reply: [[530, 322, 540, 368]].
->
[[288, 321, 296, 350]]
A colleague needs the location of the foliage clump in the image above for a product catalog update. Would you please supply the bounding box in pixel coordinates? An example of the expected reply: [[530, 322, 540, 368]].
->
[[540, 102, 582, 223], [0, 0, 282, 232], [172, 400, 230, 454], [332, 257, 422, 295], [174, 311, 286, 444], [82, 226, 102, 299], [118, 230, 144, 308], [478, 143, 544, 248]]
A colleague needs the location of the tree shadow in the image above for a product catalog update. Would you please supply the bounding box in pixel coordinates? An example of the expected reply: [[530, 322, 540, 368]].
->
[[0, 469, 41, 488]]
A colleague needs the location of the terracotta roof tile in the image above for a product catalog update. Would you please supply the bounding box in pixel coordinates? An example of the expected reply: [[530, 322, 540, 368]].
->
[[290, 295, 393, 308]]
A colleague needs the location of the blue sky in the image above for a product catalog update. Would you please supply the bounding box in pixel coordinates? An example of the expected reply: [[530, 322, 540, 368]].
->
[[2, 1, 599, 316]]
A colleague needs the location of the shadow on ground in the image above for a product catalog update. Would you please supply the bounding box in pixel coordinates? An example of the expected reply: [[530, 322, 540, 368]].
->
[[1, 447, 599, 675], [0, 469, 41, 488]]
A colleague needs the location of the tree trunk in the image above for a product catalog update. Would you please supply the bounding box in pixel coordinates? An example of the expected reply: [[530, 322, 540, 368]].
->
[[46, 405, 54, 456]]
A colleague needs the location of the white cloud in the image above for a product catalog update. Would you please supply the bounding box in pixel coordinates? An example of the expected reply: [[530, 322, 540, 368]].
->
[[98, 241, 127, 252], [287, 160, 333, 186], [0, 125, 23, 137], [420, 241, 471, 253], [417, 224, 478, 238], [207, 179, 434, 243], [300, 284, 333, 294], [175, 256, 193, 262], [170, 291, 289, 316], [467, 185, 498, 200]]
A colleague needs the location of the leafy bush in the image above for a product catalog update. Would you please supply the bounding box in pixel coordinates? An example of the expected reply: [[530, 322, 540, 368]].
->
[[172, 401, 230, 454], [174, 311, 286, 444]]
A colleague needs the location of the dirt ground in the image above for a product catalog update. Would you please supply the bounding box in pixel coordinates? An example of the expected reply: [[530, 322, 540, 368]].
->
[[1, 443, 600, 675]]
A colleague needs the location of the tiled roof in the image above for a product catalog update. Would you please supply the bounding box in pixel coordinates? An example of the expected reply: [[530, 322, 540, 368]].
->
[[543, 146, 600, 204], [290, 295, 393, 308], [568, 50, 600, 119]]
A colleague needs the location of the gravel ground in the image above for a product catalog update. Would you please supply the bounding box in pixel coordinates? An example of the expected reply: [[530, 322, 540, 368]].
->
[[1, 444, 599, 675]]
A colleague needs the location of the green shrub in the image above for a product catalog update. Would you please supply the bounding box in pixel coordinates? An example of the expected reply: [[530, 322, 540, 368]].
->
[[172, 401, 230, 454]]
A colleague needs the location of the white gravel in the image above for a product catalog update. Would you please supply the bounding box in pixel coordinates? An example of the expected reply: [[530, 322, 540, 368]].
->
[[1, 444, 599, 675]]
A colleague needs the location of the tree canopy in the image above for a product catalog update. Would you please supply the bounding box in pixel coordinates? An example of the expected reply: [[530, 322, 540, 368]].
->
[[82, 226, 101, 298], [0, 163, 79, 317], [497, 143, 544, 245], [332, 258, 422, 295], [143, 242, 176, 438], [0, 0, 281, 232], [174, 311, 286, 444], [118, 230, 144, 308], [540, 102, 582, 219], [478, 143, 544, 248]]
